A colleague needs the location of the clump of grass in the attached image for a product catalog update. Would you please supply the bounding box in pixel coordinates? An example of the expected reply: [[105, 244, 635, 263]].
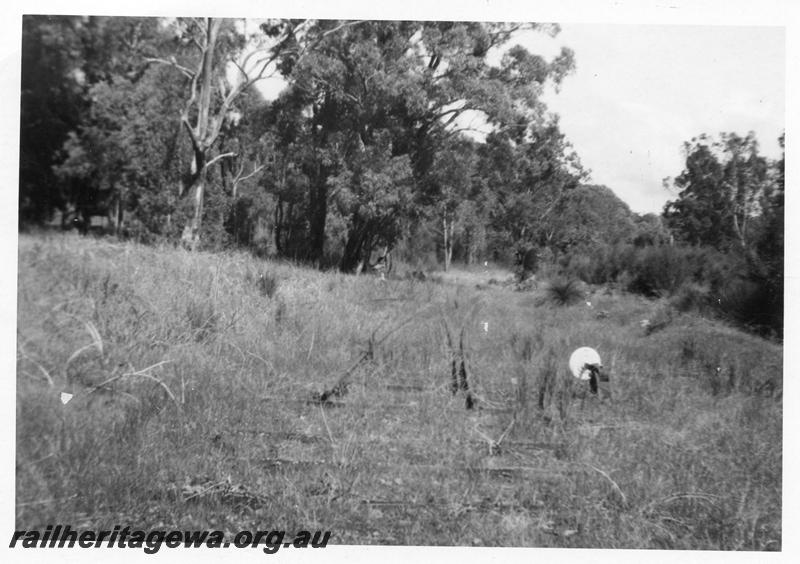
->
[[185, 300, 219, 342], [543, 277, 583, 306], [680, 335, 698, 361], [642, 304, 674, 336], [274, 299, 287, 325], [509, 332, 545, 420], [257, 271, 279, 298], [535, 351, 554, 412], [510, 332, 542, 363]]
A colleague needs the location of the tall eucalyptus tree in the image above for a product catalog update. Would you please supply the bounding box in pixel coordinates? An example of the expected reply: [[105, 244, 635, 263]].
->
[[148, 18, 356, 248], [271, 20, 576, 270]]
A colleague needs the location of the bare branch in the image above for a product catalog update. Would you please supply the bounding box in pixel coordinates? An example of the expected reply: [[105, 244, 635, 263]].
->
[[217, 75, 228, 100], [191, 35, 204, 53], [144, 57, 195, 79], [240, 19, 362, 95], [181, 118, 201, 154], [184, 63, 201, 122], [318, 19, 363, 39], [236, 164, 265, 185], [237, 46, 277, 74], [204, 152, 237, 171], [230, 58, 249, 82], [190, 17, 207, 40]]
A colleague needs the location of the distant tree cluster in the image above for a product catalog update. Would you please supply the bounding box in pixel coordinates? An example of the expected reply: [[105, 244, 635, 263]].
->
[[662, 132, 784, 335]]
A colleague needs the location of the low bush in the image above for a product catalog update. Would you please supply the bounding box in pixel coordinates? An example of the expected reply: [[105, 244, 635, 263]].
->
[[671, 283, 712, 313], [717, 277, 778, 336], [552, 242, 781, 337], [543, 277, 583, 306]]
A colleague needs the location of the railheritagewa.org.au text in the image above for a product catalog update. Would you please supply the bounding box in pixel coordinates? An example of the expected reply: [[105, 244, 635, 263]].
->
[[10, 525, 331, 554]]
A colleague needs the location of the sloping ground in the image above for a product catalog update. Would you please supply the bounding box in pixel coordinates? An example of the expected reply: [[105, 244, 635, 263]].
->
[[15, 233, 782, 549]]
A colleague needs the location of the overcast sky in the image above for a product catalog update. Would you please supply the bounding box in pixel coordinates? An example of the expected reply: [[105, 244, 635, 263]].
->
[[528, 24, 785, 214]]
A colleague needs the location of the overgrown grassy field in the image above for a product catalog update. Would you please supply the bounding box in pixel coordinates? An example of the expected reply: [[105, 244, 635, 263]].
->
[[16, 232, 782, 549]]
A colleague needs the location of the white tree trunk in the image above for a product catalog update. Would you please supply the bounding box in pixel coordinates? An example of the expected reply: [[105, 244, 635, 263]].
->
[[187, 181, 205, 251], [443, 214, 453, 272]]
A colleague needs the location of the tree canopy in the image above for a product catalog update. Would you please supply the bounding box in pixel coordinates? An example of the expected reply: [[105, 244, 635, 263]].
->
[[20, 15, 783, 338]]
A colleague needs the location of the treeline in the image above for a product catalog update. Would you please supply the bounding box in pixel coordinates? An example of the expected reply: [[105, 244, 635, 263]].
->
[[557, 133, 784, 337], [20, 16, 583, 267], [19, 16, 783, 335]]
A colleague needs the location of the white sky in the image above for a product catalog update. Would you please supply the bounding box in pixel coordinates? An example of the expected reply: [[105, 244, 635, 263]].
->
[[529, 24, 785, 214]]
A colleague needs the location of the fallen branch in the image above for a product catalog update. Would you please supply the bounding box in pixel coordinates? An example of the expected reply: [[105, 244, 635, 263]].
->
[[84, 360, 177, 407], [311, 305, 438, 405]]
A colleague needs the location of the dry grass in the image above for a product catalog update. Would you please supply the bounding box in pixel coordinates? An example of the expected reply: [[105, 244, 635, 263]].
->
[[432, 264, 515, 289], [15, 233, 782, 549]]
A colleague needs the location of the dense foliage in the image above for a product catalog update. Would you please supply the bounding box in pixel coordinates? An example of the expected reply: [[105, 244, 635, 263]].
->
[[19, 16, 783, 335]]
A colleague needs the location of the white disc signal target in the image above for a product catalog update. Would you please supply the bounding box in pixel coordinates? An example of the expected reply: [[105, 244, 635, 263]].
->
[[569, 347, 602, 381]]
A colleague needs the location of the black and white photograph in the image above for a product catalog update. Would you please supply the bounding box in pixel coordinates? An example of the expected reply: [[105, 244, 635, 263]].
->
[[4, 0, 793, 559]]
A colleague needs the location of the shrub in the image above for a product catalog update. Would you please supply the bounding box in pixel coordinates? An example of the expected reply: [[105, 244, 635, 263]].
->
[[561, 252, 597, 284], [514, 245, 539, 282], [691, 247, 747, 295], [257, 271, 279, 298], [717, 277, 778, 336], [543, 277, 583, 306], [626, 245, 692, 297], [557, 244, 745, 301], [671, 282, 712, 313]]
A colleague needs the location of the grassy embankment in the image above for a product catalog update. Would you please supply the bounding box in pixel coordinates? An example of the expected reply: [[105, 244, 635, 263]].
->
[[15, 232, 782, 549]]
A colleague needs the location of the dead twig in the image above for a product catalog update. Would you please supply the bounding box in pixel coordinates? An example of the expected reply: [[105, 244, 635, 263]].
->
[[17, 494, 78, 507], [65, 320, 104, 366], [84, 360, 177, 406], [312, 305, 437, 405], [585, 463, 628, 507], [18, 345, 54, 387]]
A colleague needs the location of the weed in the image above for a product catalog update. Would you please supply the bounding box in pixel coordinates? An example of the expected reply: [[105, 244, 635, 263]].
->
[[643, 304, 674, 336], [542, 277, 583, 306], [257, 271, 279, 298], [274, 299, 287, 325], [536, 348, 560, 414], [510, 332, 541, 363], [185, 300, 219, 342], [680, 336, 698, 361]]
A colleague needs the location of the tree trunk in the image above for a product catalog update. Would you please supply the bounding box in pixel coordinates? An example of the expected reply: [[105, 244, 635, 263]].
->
[[443, 214, 453, 272], [185, 180, 205, 251], [308, 179, 327, 264], [340, 215, 369, 273], [274, 200, 284, 254], [341, 234, 365, 273], [464, 228, 473, 265], [179, 19, 219, 251], [732, 211, 748, 249], [113, 192, 122, 237]]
